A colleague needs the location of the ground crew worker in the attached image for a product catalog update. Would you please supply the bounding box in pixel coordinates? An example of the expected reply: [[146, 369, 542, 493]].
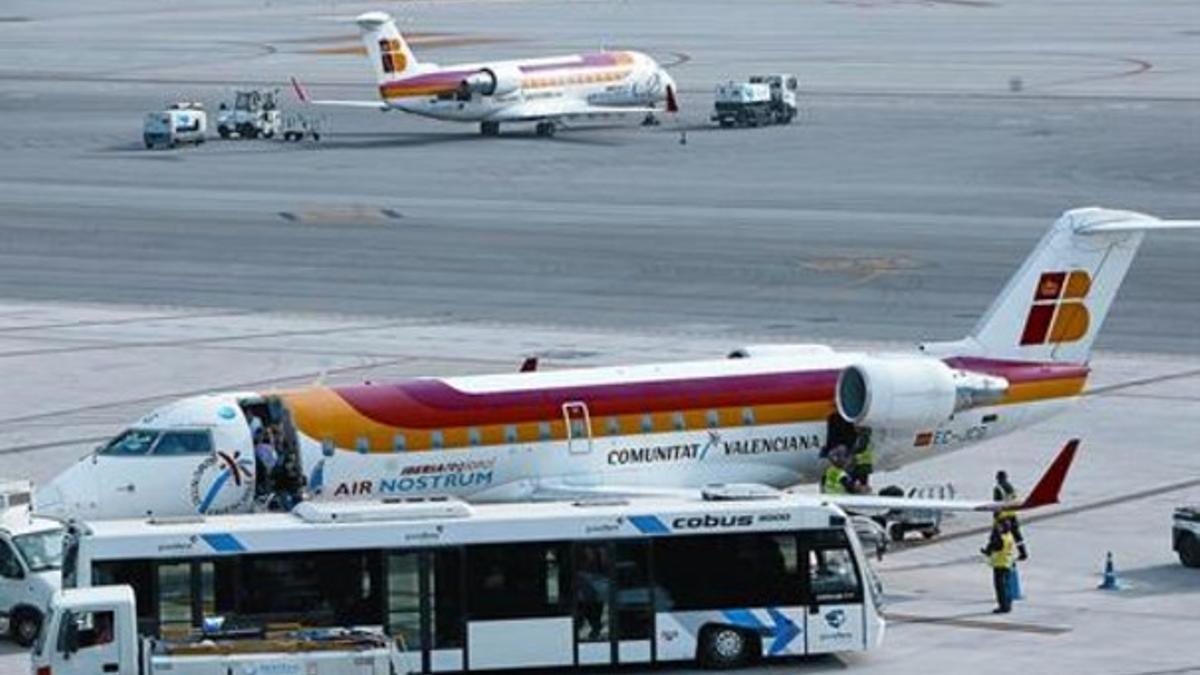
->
[[994, 470, 1029, 560], [982, 519, 1016, 613], [821, 446, 855, 495], [850, 429, 874, 490]]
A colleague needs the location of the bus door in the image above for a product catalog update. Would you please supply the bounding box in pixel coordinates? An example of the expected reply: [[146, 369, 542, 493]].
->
[[572, 541, 654, 667], [385, 549, 465, 673], [563, 402, 592, 455], [803, 540, 867, 654]]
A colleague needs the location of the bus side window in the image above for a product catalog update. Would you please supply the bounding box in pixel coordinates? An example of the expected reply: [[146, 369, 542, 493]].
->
[[152, 430, 213, 456], [466, 542, 568, 620], [808, 547, 862, 603]]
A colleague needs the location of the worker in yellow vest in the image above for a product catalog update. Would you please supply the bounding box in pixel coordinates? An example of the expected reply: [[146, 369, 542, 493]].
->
[[850, 429, 874, 490], [821, 446, 855, 495], [994, 470, 1029, 560], [982, 520, 1016, 613]]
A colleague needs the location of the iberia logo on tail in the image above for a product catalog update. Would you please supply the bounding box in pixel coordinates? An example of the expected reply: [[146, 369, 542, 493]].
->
[[1020, 270, 1091, 345]]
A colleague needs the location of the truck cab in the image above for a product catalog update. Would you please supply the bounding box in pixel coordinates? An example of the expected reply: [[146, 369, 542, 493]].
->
[[33, 586, 134, 675], [0, 481, 63, 646]]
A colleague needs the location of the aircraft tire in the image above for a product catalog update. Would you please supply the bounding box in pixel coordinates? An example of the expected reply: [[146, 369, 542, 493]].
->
[[480, 121, 500, 136]]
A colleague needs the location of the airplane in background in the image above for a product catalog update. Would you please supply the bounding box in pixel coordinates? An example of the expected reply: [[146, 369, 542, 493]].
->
[[34, 207, 1198, 521], [291, 11, 678, 136]]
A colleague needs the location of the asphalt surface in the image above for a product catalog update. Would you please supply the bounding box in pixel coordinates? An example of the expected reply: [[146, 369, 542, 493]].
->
[[1, 0, 1198, 352], [1, 0, 1200, 672]]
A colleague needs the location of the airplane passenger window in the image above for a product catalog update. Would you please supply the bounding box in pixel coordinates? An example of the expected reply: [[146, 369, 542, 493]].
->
[[431, 431, 444, 449], [537, 423, 551, 441], [606, 417, 621, 435], [741, 408, 756, 425], [393, 434, 407, 452], [99, 429, 160, 456], [672, 413, 686, 431], [152, 431, 213, 456], [468, 428, 481, 446], [706, 411, 720, 428], [640, 415, 653, 433], [504, 426, 518, 443]]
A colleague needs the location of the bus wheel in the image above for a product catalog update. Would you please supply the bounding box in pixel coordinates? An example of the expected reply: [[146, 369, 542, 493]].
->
[[699, 625, 754, 669], [11, 607, 41, 647]]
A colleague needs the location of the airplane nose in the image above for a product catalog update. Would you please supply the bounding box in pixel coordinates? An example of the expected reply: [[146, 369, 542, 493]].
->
[[33, 480, 66, 518]]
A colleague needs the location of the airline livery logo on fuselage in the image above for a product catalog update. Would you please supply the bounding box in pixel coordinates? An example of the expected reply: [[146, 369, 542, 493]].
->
[[1020, 270, 1091, 346]]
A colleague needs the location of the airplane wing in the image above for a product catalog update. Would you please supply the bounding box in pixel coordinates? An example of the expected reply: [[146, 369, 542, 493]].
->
[[529, 438, 1079, 516], [290, 77, 388, 110], [493, 97, 666, 123], [807, 438, 1080, 515]]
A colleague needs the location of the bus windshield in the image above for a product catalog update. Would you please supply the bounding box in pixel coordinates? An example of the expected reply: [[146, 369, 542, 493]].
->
[[14, 529, 65, 572]]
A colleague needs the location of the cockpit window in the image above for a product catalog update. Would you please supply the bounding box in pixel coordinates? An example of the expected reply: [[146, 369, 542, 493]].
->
[[152, 430, 213, 456], [99, 429, 160, 456], [98, 429, 213, 456]]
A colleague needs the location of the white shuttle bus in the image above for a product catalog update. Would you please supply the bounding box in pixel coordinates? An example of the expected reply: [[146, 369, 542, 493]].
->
[[36, 491, 882, 674]]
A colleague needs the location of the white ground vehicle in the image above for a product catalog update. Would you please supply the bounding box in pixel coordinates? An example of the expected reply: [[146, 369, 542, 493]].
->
[[216, 89, 281, 139], [0, 481, 63, 647], [40, 491, 882, 673], [712, 74, 798, 128], [34, 586, 402, 675], [1173, 506, 1200, 567], [142, 103, 206, 149]]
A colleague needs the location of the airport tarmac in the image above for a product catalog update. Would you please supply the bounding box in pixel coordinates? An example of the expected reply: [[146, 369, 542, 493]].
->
[[1, 0, 1199, 671], [0, 301, 1198, 674], [1, 0, 1199, 353]]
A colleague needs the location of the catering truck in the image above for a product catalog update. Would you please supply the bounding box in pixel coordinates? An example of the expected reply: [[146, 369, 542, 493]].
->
[[34, 490, 882, 673], [0, 481, 63, 647]]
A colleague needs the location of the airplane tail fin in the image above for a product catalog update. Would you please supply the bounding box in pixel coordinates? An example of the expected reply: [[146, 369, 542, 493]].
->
[[935, 207, 1200, 364], [356, 11, 418, 84]]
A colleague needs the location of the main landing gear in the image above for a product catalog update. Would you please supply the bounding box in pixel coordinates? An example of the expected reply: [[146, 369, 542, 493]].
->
[[534, 120, 557, 137], [480, 121, 500, 136]]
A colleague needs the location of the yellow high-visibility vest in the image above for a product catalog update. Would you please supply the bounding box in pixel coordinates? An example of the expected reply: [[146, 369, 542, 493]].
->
[[823, 466, 849, 494], [990, 532, 1016, 569]]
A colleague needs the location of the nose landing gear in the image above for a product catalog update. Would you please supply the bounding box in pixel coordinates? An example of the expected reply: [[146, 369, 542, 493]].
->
[[534, 120, 557, 137]]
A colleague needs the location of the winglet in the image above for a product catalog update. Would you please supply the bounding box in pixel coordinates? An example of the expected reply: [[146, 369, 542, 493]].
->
[[1017, 438, 1079, 510], [666, 85, 679, 114], [290, 76, 310, 103]]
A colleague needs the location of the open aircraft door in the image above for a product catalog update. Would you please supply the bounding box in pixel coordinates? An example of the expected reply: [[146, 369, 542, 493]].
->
[[563, 401, 592, 455]]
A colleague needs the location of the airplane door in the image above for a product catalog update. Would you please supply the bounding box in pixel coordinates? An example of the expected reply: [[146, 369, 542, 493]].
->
[[563, 402, 592, 455]]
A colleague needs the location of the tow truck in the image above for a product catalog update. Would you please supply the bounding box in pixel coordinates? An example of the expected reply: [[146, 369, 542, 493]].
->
[[216, 89, 281, 139], [711, 73, 798, 128], [0, 481, 62, 647]]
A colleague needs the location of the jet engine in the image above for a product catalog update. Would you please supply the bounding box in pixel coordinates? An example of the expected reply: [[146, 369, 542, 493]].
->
[[458, 66, 523, 98], [836, 357, 1009, 429]]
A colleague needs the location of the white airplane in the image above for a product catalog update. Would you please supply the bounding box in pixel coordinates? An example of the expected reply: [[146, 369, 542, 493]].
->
[[34, 207, 1198, 520], [291, 11, 678, 136]]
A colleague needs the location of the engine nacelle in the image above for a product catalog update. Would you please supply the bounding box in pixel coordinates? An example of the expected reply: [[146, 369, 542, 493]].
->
[[458, 66, 523, 98], [727, 344, 835, 359], [836, 357, 1009, 429]]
